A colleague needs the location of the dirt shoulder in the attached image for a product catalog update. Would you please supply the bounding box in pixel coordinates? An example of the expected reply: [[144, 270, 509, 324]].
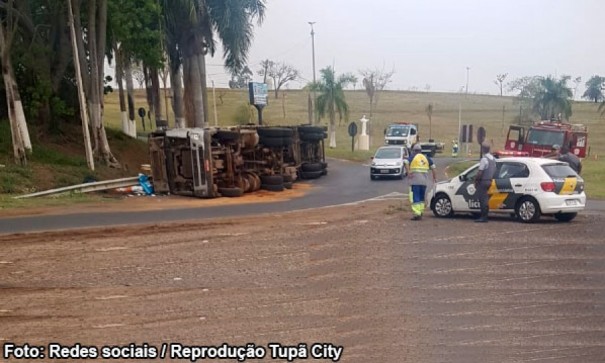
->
[[0, 183, 313, 218], [2, 200, 605, 362]]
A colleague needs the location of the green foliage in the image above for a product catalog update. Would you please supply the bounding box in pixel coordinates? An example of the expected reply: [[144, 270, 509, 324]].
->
[[310, 67, 356, 125], [30, 146, 87, 167], [232, 103, 253, 124], [8, 1, 79, 129], [531, 76, 573, 121], [0, 165, 33, 194], [229, 66, 253, 89], [0, 120, 11, 154], [582, 75, 604, 103], [108, 0, 164, 67]]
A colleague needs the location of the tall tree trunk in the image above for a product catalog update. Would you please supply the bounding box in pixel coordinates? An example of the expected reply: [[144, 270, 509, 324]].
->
[[149, 66, 162, 126], [115, 46, 128, 135], [170, 64, 185, 128], [1, 53, 26, 165], [143, 65, 153, 129], [84, 0, 118, 166], [0, 19, 30, 166], [329, 103, 336, 148], [200, 51, 209, 127], [124, 60, 136, 137], [307, 93, 312, 125], [183, 38, 206, 128], [68, 0, 94, 170]]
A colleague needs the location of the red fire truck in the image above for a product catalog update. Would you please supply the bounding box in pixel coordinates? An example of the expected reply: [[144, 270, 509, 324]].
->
[[495, 121, 588, 158]]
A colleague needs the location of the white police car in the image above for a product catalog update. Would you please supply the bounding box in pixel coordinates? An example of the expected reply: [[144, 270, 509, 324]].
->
[[370, 146, 409, 180], [430, 157, 586, 222]]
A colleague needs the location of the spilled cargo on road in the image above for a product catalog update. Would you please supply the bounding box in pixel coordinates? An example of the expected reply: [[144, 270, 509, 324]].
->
[[148, 125, 328, 198]]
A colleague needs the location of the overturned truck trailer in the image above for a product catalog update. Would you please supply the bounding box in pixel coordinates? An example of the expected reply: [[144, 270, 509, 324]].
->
[[148, 125, 328, 198]]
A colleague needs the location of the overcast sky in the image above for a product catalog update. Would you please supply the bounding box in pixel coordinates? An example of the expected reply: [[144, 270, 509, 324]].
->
[[205, 0, 602, 96]]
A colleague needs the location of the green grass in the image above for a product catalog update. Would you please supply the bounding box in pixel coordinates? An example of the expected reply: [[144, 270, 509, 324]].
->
[[445, 160, 477, 179], [102, 88, 605, 197], [0, 193, 116, 211]]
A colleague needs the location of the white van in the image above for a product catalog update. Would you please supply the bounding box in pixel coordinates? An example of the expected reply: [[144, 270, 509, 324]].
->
[[384, 123, 418, 146]]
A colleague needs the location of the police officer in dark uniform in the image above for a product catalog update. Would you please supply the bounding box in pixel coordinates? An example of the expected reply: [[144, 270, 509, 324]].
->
[[474, 143, 497, 223], [553, 144, 582, 174]]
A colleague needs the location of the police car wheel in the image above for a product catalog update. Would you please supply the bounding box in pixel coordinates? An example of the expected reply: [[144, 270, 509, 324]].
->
[[515, 197, 541, 223], [432, 193, 453, 218], [554, 212, 577, 222]]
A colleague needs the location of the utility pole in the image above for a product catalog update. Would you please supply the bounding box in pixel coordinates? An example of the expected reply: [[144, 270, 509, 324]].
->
[[308, 21, 317, 125], [465, 66, 470, 96]]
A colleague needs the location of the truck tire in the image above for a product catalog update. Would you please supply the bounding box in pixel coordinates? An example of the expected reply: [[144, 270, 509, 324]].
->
[[242, 177, 251, 193], [214, 130, 239, 143], [218, 187, 244, 197], [321, 162, 328, 169], [299, 132, 324, 142], [259, 136, 293, 148], [282, 174, 294, 183], [260, 175, 284, 185], [283, 181, 293, 189], [261, 183, 284, 192], [297, 125, 324, 134], [321, 168, 328, 176], [250, 173, 262, 191], [299, 170, 322, 179], [257, 127, 293, 138], [301, 162, 323, 172]]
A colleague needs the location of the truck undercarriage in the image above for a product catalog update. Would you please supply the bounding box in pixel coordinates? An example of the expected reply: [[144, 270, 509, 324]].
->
[[149, 125, 328, 198]]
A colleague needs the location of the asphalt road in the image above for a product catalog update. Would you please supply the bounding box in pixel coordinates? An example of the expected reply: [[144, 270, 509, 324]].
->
[[1, 157, 603, 234], [0, 158, 449, 234]]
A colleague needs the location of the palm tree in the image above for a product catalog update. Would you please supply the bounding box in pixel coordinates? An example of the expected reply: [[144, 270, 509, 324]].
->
[[532, 76, 573, 121], [161, 0, 265, 127], [311, 67, 356, 148]]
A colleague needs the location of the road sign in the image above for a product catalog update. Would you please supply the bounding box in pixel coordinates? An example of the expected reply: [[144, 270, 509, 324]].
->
[[348, 122, 358, 152], [248, 82, 268, 106], [348, 122, 358, 137], [477, 126, 486, 144]]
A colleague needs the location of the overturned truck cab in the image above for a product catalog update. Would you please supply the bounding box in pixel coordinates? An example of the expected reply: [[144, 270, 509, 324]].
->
[[148, 125, 328, 198]]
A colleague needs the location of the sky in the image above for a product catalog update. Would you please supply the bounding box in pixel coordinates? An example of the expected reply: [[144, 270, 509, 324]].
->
[[204, 0, 603, 97]]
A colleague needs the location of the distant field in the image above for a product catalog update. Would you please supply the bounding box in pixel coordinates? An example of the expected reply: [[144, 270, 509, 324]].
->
[[103, 88, 605, 197]]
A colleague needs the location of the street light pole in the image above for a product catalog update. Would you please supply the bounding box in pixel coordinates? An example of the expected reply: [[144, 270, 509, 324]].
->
[[465, 66, 470, 95], [309, 21, 317, 125], [309, 22, 316, 85]]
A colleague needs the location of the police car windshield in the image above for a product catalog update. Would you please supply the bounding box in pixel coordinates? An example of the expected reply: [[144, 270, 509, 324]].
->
[[375, 148, 402, 159], [527, 130, 565, 146], [542, 163, 578, 178], [387, 126, 409, 137]]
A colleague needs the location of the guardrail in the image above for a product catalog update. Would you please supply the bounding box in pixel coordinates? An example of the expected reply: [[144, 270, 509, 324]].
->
[[14, 177, 140, 199]]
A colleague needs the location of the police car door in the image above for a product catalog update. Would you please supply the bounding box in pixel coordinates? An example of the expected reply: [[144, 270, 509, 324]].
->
[[452, 165, 480, 211], [489, 161, 529, 211]]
